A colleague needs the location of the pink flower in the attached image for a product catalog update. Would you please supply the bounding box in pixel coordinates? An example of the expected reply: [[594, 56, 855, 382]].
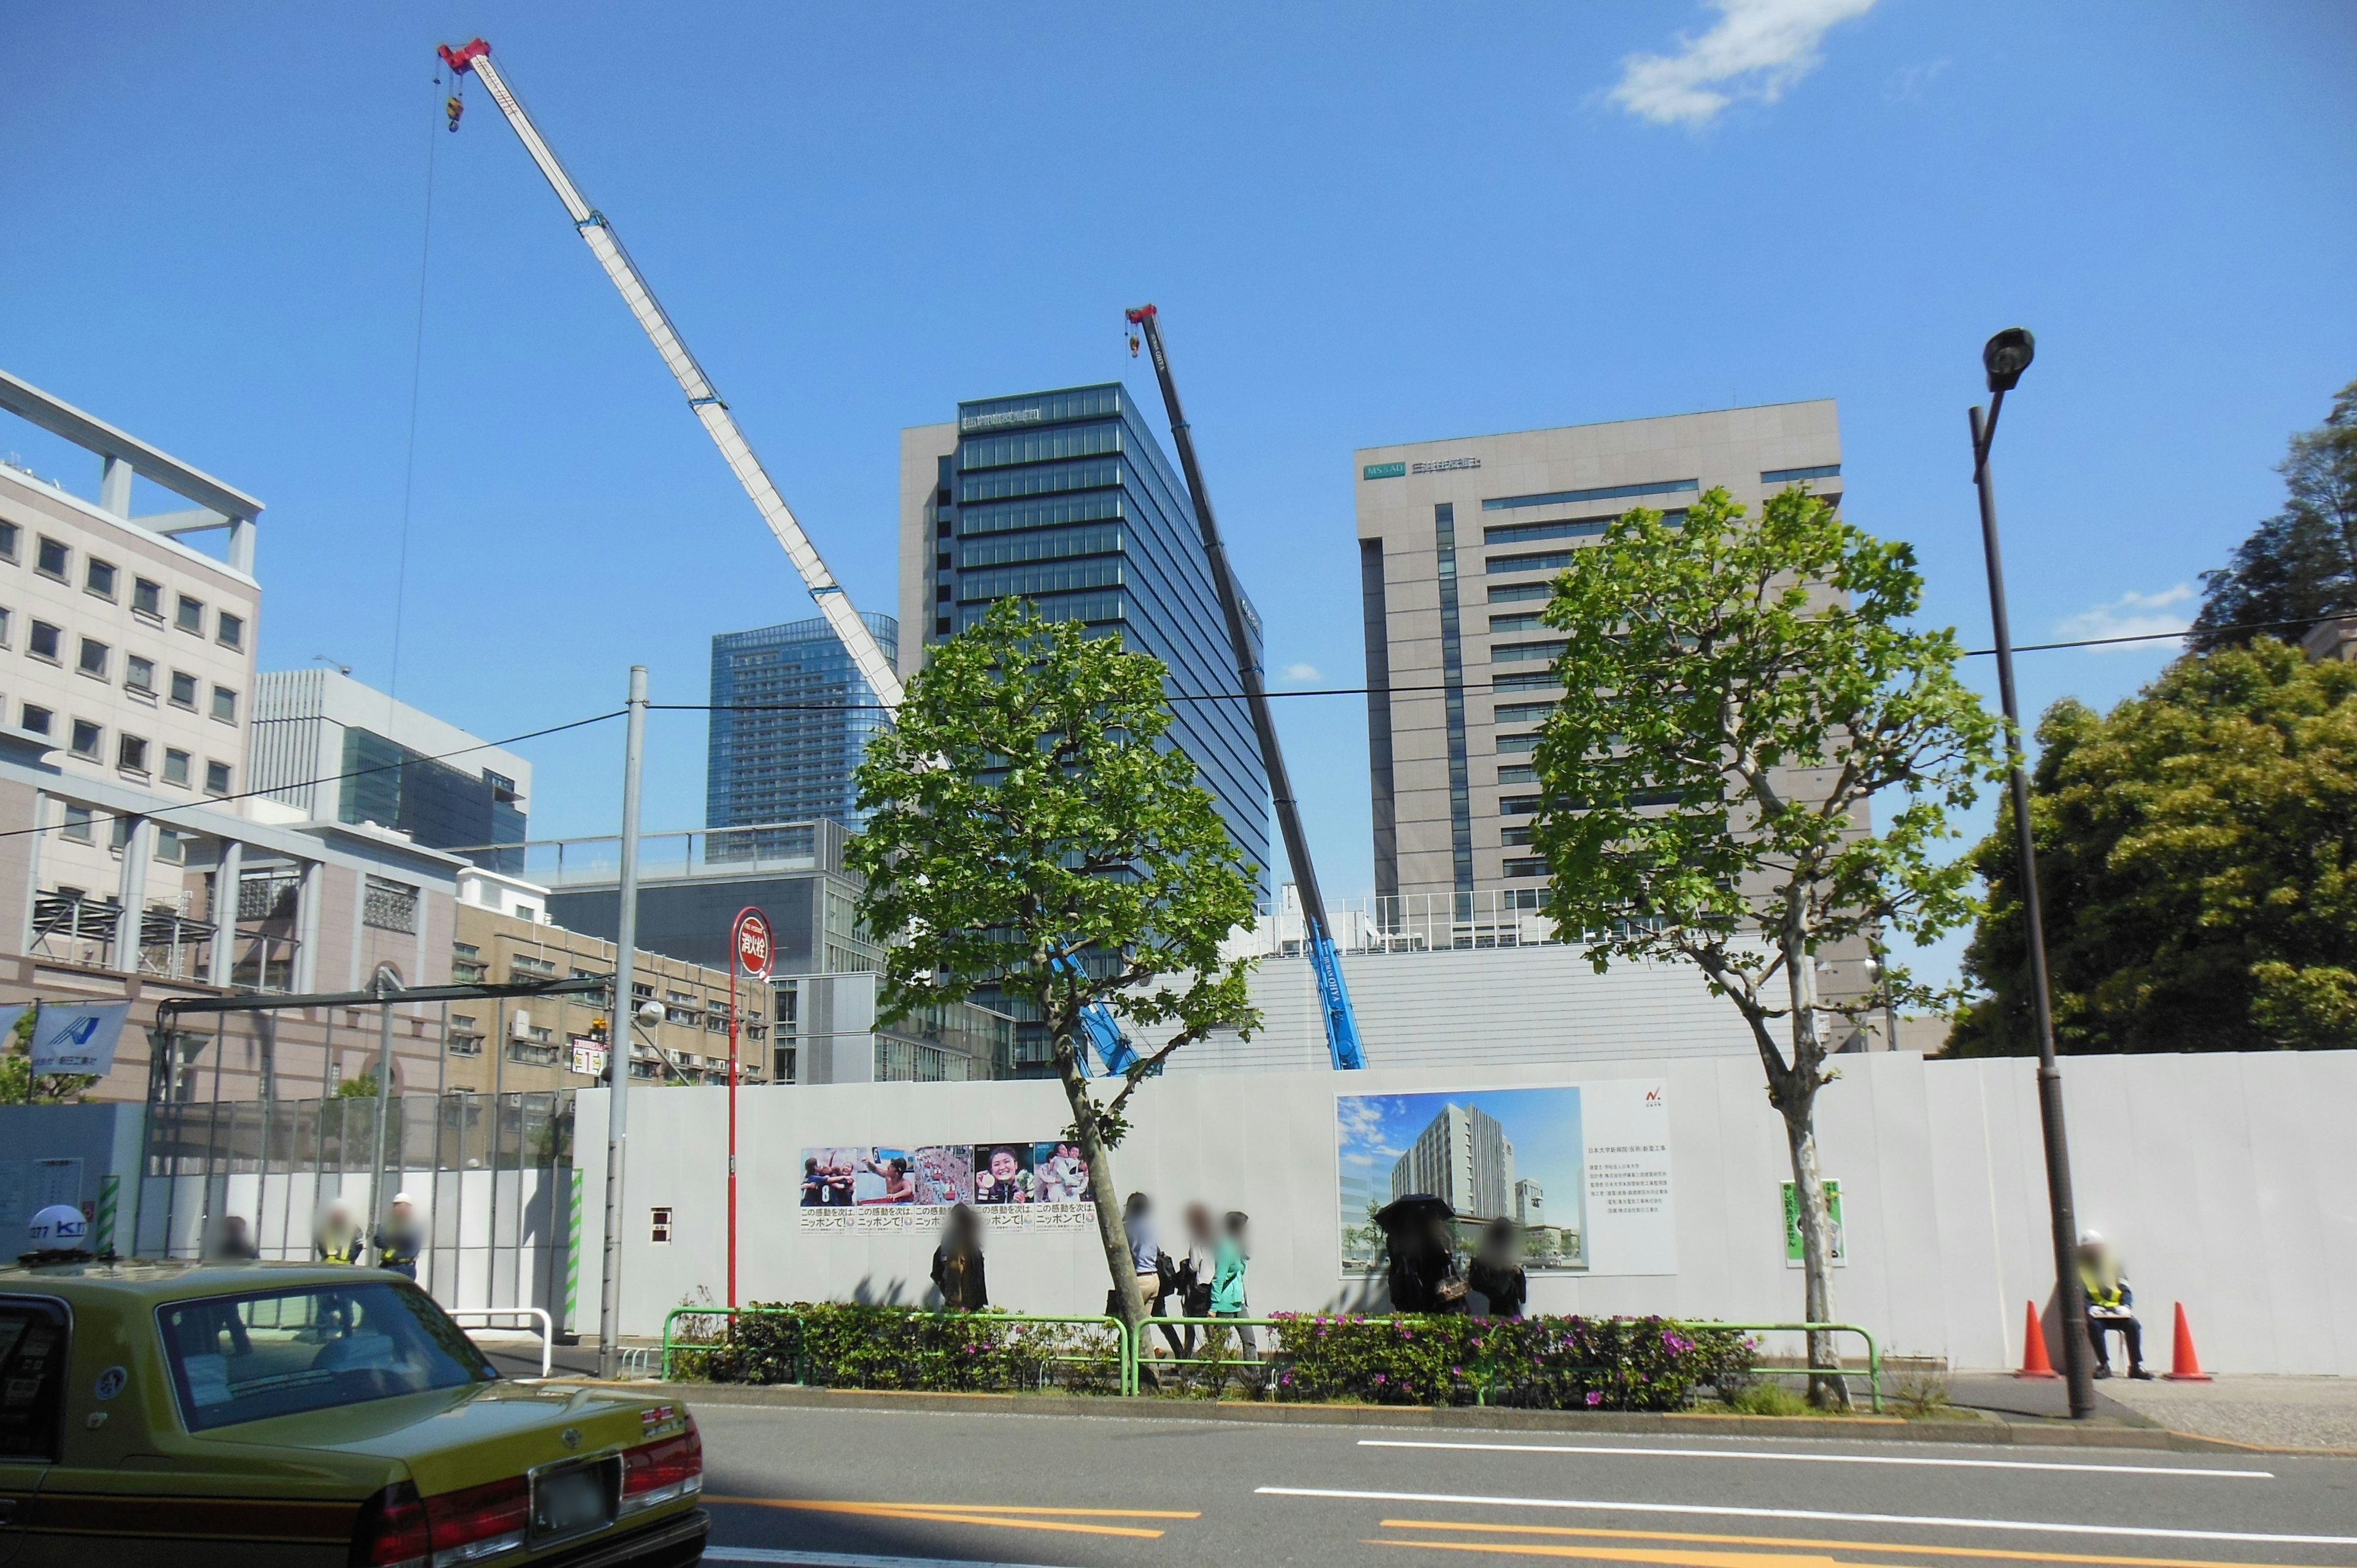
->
[[1585, 1389, 1604, 1407]]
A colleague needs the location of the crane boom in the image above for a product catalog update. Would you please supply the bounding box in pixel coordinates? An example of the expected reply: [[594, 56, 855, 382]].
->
[[439, 39, 904, 713], [1124, 304, 1366, 1071]]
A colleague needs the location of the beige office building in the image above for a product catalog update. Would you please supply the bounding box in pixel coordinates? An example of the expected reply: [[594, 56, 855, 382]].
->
[[1356, 401, 1844, 905]]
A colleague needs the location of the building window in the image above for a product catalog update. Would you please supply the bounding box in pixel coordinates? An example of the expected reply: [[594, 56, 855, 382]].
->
[[1503, 857, 1552, 878], [216, 611, 244, 650], [511, 952, 557, 979], [132, 577, 163, 617], [76, 638, 109, 679], [449, 1030, 484, 1057], [69, 720, 101, 760], [1434, 504, 1474, 894], [20, 703, 52, 736], [169, 670, 197, 708], [1498, 763, 1538, 784], [28, 620, 60, 663], [175, 594, 204, 633], [1494, 700, 1558, 724], [0, 521, 16, 561], [162, 748, 190, 786], [117, 734, 149, 774], [1501, 824, 1535, 846], [203, 759, 231, 795], [155, 827, 188, 865], [34, 538, 68, 581], [363, 875, 419, 933], [123, 654, 155, 695], [649, 1207, 673, 1245], [210, 685, 237, 722], [1761, 463, 1840, 485], [1496, 733, 1541, 754], [0, 606, 9, 646], [61, 804, 93, 844], [85, 558, 117, 599]]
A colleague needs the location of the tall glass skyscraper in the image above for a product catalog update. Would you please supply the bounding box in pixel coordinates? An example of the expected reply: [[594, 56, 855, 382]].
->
[[707, 610, 899, 835], [898, 383, 1272, 894]]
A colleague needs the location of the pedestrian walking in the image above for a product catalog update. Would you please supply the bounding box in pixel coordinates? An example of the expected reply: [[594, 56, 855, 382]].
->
[[931, 1203, 989, 1311], [1467, 1218, 1528, 1318], [1212, 1210, 1255, 1362], [1178, 1202, 1217, 1356]]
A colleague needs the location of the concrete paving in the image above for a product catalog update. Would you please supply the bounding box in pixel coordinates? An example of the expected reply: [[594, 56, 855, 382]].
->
[[2096, 1376, 2357, 1453]]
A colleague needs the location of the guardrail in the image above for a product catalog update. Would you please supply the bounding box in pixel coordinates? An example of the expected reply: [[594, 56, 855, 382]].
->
[[449, 1306, 555, 1378], [653, 1309, 1875, 1413], [660, 1306, 1137, 1394]]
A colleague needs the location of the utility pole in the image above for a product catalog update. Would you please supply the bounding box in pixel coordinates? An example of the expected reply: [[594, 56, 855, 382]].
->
[[597, 666, 649, 1380]]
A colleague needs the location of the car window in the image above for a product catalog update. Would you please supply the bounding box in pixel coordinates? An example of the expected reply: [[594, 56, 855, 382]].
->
[[158, 1281, 494, 1432], [0, 1299, 69, 1462]]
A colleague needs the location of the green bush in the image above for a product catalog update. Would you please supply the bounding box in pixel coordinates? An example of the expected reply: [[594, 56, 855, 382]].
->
[[671, 1303, 1122, 1394], [1266, 1313, 1754, 1412], [1722, 1378, 1809, 1416]]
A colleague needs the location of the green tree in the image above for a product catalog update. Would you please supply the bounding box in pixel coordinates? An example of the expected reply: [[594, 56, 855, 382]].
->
[[2190, 378, 2357, 651], [1953, 641, 2357, 1054], [1530, 486, 1999, 1407], [846, 601, 1261, 1338], [0, 1006, 99, 1105]]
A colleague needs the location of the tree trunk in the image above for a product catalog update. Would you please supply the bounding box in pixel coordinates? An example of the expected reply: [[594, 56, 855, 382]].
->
[[1779, 919, 1852, 1412], [1051, 1038, 1150, 1355]]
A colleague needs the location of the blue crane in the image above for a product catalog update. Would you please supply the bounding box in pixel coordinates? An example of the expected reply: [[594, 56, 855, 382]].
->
[[1123, 305, 1367, 1071]]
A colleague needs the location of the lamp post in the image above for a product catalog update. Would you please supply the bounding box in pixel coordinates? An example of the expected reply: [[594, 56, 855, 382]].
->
[[1970, 328, 2096, 1420]]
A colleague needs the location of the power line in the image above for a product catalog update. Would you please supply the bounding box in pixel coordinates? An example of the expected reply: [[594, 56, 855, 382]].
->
[[648, 614, 2296, 716], [0, 709, 624, 844]]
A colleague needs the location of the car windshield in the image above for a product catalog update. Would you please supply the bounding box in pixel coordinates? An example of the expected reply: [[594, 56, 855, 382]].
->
[[158, 1280, 495, 1431]]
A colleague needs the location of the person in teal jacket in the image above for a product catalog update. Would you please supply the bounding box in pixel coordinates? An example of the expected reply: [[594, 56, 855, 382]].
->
[[1212, 1210, 1255, 1361]]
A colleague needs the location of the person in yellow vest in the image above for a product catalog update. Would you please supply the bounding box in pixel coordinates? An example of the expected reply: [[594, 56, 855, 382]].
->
[[2078, 1230, 2151, 1380], [315, 1199, 365, 1264], [374, 1193, 425, 1281]]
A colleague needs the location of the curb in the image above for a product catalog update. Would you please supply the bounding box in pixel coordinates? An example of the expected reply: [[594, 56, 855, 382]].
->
[[552, 1378, 2278, 1452]]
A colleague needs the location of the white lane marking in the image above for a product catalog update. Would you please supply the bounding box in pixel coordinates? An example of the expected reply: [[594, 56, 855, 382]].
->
[[1355, 1439, 2272, 1480], [1253, 1487, 2357, 1547], [708, 1551, 1067, 1568]]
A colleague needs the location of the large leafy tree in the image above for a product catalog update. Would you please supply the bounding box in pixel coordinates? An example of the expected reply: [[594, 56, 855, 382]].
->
[[1953, 641, 2357, 1054], [847, 601, 1261, 1335], [1530, 486, 1999, 1407], [2190, 378, 2357, 651]]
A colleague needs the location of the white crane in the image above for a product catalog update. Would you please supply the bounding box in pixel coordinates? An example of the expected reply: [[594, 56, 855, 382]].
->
[[437, 38, 904, 713]]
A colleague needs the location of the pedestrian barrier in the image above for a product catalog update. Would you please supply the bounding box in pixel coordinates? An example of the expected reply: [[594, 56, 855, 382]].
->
[[1703, 1321, 1881, 1413], [448, 1305, 555, 1378]]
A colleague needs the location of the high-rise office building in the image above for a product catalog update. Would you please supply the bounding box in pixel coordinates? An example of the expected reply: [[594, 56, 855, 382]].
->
[[706, 611, 899, 835], [1356, 401, 1844, 903], [899, 383, 1272, 890], [1390, 1101, 1517, 1221]]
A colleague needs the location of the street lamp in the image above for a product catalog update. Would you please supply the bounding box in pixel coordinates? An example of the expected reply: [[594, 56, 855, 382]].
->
[[1969, 328, 2096, 1420]]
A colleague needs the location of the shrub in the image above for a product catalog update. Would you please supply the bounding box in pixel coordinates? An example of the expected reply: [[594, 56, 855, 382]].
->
[[1268, 1313, 1755, 1412], [1722, 1378, 1809, 1416], [672, 1303, 1122, 1394]]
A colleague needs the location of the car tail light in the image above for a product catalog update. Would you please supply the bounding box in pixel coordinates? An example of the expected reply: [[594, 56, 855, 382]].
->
[[425, 1474, 531, 1564], [351, 1481, 431, 1567], [620, 1413, 703, 1516]]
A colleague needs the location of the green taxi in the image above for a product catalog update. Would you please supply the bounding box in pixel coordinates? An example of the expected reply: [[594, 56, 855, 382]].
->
[[0, 1259, 705, 1567]]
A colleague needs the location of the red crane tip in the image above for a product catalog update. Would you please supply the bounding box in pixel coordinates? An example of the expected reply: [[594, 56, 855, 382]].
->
[[1124, 304, 1156, 322], [437, 38, 492, 72]]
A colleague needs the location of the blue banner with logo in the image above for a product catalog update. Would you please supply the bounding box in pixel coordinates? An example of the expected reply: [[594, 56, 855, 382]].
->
[[29, 1000, 131, 1076]]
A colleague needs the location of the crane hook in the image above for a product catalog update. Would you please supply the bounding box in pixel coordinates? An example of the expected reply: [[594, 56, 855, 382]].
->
[[446, 92, 465, 132]]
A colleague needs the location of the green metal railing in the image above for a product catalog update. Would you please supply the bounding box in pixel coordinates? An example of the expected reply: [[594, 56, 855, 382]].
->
[[652, 1308, 1875, 1413], [660, 1306, 1136, 1394]]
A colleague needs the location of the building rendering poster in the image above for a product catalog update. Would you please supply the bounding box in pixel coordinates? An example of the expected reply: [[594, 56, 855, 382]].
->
[[1336, 1079, 1675, 1277]]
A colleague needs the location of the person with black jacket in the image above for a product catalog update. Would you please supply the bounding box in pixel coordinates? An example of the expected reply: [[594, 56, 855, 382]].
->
[[931, 1203, 989, 1311], [1467, 1218, 1528, 1318]]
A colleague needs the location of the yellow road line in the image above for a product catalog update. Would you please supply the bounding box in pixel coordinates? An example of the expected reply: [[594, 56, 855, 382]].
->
[[1369, 1535, 1876, 1568], [1372, 1518, 2357, 1568], [703, 1496, 1176, 1539]]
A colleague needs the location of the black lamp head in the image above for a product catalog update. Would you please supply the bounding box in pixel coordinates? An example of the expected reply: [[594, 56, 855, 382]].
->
[[1983, 327, 2035, 393]]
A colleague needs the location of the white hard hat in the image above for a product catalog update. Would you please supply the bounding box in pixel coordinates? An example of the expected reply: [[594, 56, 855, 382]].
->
[[392, 1192, 417, 1207], [2079, 1229, 2103, 1245], [29, 1204, 87, 1249]]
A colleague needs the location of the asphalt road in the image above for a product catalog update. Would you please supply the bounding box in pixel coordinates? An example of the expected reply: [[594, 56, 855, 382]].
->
[[692, 1405, 2357, 1568]]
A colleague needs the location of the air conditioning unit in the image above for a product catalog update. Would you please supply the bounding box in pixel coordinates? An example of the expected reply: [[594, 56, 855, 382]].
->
[[510, 1009, 532, 1038]]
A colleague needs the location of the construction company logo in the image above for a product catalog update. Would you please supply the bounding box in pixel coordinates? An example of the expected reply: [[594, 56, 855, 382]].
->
[[734, 910, 775, 981], [1362, 461, 1407, 481], [1412, 456, 1482, 475], [1643, 1086, 1663, 1108], [961, 407, 1043, 433], [27, 1000, 131, 1077]]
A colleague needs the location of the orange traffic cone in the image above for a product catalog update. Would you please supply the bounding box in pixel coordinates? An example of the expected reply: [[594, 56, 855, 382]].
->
[[2015, 1300, 2061, 1378], [2164, 1302, 2213, 1381]]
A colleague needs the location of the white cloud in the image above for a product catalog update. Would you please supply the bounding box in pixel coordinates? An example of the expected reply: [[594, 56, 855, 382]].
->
[[2054, 584, 2197, 651], [1609, 0, 1881, 127], [1283, 662, 1321, 682]]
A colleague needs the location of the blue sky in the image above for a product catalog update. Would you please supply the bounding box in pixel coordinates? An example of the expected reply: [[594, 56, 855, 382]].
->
[[4, 2, 2351, 990]]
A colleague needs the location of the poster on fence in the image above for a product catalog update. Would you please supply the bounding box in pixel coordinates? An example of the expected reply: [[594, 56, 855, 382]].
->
[[797, 1140, 1093, 1232], [1336, 1078, 1675, 1278]]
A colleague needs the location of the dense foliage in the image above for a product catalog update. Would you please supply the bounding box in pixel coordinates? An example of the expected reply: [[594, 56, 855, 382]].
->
[[1267, 1313, 1756, 1411], [1955, 641, 2357, 1053], [2191, 379, 2357, 652], [673, 1303, 1123, 1394]]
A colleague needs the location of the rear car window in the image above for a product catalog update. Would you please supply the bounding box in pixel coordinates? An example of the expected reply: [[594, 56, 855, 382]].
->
[[158, 1281, 495, 1432], [0, 1299, 69, 1461]]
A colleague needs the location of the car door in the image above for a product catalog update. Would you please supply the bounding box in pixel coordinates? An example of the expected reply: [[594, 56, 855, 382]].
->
[[0, 1296, 71, 1567]]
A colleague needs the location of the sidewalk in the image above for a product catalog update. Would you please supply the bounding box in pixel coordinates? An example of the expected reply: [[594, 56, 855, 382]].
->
[[2098, 1375, 2357, 1452]]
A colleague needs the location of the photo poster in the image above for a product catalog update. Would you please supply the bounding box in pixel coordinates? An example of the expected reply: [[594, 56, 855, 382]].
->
[[1781, 1178, 1845, 1268], [1336, 1078, 1675, 1278], [797, 1140, 1094, 1233]]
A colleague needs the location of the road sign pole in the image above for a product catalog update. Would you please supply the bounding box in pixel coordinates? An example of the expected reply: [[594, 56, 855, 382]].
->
[[726, 906, 772, 1312]]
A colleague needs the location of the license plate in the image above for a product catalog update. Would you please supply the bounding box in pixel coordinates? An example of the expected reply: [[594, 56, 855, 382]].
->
[[532, 1460, 617, 1543]]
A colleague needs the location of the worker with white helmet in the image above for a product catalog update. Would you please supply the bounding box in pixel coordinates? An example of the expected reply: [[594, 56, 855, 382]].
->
[[374, 1192, 425, 1280], [2077, 1229, 2152, 1380]]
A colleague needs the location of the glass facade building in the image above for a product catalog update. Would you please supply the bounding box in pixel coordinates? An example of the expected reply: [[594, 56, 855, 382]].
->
[[338, 730, 527, 873], [917, 383, 1273, 894], [707, 611, 899, 835]]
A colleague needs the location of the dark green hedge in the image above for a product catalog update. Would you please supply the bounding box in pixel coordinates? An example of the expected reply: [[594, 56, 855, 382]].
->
[[670, 1303, 1123, 1394], [1265, 1313, 1755, 1411]]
